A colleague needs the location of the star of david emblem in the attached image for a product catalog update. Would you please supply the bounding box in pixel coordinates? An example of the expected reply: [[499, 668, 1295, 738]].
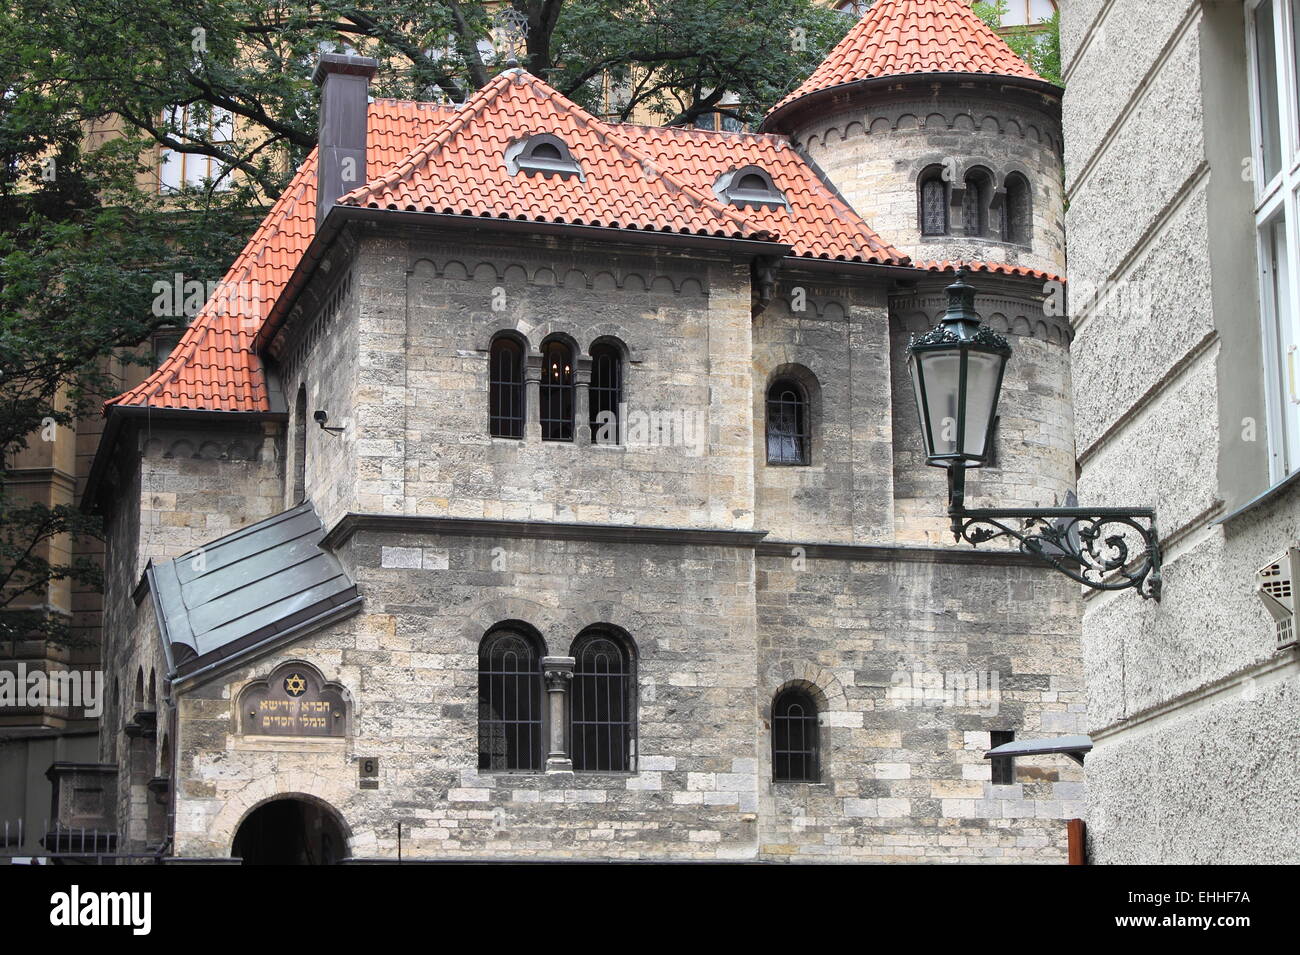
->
[[284, 673, 308, 697]]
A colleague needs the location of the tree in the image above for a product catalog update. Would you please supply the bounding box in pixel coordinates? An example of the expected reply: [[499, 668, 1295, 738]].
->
[[3, 0, 851, 201], [0, 34, 252, 644], [0, 1, 850, 644], [972, 1, 1062, 87]]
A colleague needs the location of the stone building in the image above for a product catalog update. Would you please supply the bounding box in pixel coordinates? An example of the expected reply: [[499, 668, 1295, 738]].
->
[[1061, 0, 1300, 863], [64, 0, 1082, 863]]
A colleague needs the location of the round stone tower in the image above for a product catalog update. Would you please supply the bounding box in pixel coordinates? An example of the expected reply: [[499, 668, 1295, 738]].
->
[[762, 0, 1064, 277], [763, 0, 1072, 542]]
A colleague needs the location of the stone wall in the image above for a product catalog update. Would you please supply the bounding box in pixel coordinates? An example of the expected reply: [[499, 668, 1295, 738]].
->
[[1063, 0, 1300, 862], [791, 85, 1065, 277], [756, 545, 1083, 862], [890, 277, 1075, 545]]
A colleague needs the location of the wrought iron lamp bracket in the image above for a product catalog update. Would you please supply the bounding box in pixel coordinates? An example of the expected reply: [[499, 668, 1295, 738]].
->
[[946, 469, 1162, 601]]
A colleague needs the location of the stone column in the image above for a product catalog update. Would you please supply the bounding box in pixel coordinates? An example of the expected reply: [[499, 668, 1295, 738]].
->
[[574, 357, 593, 444], [542, 656, 574, 773], [525, 353, 542, 442]]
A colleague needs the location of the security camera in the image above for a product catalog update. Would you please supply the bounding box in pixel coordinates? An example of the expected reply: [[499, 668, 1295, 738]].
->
[[313, 409, 344, 435], [1257, 548, 1300, 650]]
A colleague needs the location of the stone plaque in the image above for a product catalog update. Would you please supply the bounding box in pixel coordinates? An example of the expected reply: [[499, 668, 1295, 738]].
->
[[239, 664, 347, 737]]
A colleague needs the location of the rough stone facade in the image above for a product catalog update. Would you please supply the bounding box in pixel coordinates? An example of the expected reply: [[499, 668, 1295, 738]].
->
[[793, 83, 1066, 277], [89, 31, 1086, 863], [1063, 0, 1300, 862]]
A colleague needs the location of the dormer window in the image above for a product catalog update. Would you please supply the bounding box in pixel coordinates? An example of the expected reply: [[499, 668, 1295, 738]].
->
[[715, 166, 787, 209], [508, 134, 582, 178]]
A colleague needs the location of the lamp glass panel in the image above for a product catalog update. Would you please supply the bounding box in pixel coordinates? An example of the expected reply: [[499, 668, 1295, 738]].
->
[[961, 351, 1004, 459], [919, 350, 962, 457], [908, 353, 930, 452]]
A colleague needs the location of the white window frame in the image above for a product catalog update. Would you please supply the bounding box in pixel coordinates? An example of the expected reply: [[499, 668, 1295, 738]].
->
[[1248, 0, 1300, 480], [158, 105, 234, 193]]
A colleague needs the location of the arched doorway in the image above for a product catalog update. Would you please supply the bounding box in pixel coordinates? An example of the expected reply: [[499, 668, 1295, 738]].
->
[[231, 796, 347, 865]]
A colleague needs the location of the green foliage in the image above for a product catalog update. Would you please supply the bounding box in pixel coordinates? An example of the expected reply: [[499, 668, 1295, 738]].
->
[[972, 0, 1062, 88], [0, 1, 850, 644]]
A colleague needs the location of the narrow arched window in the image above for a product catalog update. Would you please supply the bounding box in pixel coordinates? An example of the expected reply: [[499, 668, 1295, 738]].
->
[[293, 385, 307, 502], [478, 628, 543, 771], [919, 166, 949, 236], [963, 168, 992, 237], [1004, 172, 1032, 246], [766, 378, 809, 465], [540, 339, 574, 442], [489, 337, 525, 439], [772, 688, 819, 782], [589, 343, 623, 445], [571, 631, 635, 772]]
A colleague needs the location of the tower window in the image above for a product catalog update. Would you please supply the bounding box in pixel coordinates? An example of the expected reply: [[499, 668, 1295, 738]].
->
[[589, 343, 623, 445], [772, 688, 819, 782], [1004, 173, 1033, 246], [766, 378, 809, 465], [540, 339, 575, 442], [963, 167, 995, 237], [919, 165, 949, 236], [478, 628, 544, 771], [489, 336, 525, 439]]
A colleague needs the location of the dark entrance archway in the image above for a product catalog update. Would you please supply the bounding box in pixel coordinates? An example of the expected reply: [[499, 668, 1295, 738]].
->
[[232, 797, 347, 865]]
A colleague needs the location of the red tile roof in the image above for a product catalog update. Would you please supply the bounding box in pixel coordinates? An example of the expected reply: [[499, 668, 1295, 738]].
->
[[915, 260, 1064, 285], [109, 100, 453, 412], [769, 0, 1048, 120], [108, 67, 1047, 417]]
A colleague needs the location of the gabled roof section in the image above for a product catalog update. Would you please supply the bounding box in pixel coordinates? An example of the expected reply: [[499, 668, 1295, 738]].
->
[[339, 70, 775, 241], [109, 100, 453, 412], [768, 0, 1048, 121], [625, 124, 905, 264], [147, 501, 362, 682]]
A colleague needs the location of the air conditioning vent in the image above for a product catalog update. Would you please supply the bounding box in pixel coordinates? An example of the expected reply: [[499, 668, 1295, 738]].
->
[[1257, 548, 1300, 650]]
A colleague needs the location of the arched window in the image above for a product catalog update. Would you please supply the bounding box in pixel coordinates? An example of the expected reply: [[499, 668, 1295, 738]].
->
[[772, 688, 819, 782], [540, 338, 575, 442], [963, 168, 994, 237], [919, 166, 949, 236], [489, 336, 525, 439], [478, 627, 543, 771], [1004, 172, 1032, 246], [133, 668, 145, 707], [766, 378, 809, 465], [589, 343, 623, 445], [293, 386, 307, 502], [570, 630, 635, 772]]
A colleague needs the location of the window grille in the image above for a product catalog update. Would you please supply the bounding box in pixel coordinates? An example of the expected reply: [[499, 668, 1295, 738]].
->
[[766, 379, 809, 465], [478, 630, 543, 771], [489, 337, 525, 439], [589, 344, 623, 444], [772, 688, 819, 782], [540, 339, 574, 442], [571, 633, 634, 772]]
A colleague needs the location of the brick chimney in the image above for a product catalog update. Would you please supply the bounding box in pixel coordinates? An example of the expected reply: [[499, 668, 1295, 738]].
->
[[312, 53, 378, 228]]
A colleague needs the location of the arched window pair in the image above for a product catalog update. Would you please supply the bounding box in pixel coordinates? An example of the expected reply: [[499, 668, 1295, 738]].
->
[[771, 686, 819, 782], [918, 166, 1032, 247], [477, 626, 636, 772], [488, 337, 624, 443], [766, 377, 810, 465]]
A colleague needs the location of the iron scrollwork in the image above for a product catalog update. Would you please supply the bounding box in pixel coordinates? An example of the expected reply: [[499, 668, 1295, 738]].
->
[[947, 471, 1162, 601]]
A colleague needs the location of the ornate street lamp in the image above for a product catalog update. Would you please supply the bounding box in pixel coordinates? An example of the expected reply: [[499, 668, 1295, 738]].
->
[[907, 270, 1162, 601]]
